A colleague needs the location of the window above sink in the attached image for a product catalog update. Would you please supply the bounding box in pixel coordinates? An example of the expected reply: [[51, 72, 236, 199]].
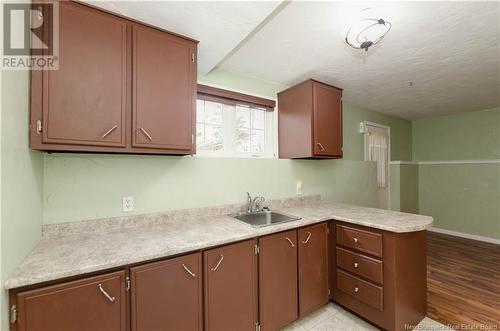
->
[[196, 84, 277, 159]]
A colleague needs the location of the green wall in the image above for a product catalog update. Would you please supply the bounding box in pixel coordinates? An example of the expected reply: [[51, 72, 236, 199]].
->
[[44, 156, 378, 224], [43, 69, 412, 224], [419, 163, 499, 238], [389, 163, 419, 214], [198, 68, 287, 99], [413, 108, 500, 161], [412, 108, 500, 239], [343, 104, 412, 161], [1, 70, 44, 330]]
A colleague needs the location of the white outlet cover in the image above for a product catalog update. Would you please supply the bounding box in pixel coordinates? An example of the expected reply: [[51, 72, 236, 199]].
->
[[122, 196, 135, 212]]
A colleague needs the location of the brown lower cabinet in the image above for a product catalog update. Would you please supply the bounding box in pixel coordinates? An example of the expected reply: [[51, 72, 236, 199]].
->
[[258, 230, 298, 331], [204, 239, 258, 331], [130, 252, 202, 331], [330, 220, 427, 331], [13, 271, 126, 331], [9, 221, 428, 331], [298, 223, 330, 317]]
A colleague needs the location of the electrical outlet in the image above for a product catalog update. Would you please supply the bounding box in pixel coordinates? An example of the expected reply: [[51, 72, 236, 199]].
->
[[122, 196, 134, 212], [296, 181, 303, 196]]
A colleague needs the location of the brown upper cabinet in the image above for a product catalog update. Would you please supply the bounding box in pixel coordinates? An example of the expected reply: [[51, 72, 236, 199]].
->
[[132, 25, 196, 151], [12, 270, 126, 331], [258, 230, 298, 331], [278, 79, 343, 158], [30, 1, 197, 155], [35, 1, 128, 149], [130, 252, 202, 331]]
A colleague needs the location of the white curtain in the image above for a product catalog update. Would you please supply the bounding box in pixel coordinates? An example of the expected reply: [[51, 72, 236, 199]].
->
[[368, 132, 388, 188]]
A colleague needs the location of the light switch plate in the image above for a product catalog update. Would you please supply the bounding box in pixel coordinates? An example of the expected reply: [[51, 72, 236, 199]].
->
[[122, 196, 134, 212]]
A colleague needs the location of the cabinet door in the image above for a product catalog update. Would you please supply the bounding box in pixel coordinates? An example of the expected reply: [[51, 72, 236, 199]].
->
[[130, 253, 202, 331], [204, 239, 258, 331], [298, 222, 329, 317], [132, 25, 196, 151], [259, 230, 298, 331], [312, 82, 343, 157], [15, 271, 126, 331], [42, 2, 127, 147]]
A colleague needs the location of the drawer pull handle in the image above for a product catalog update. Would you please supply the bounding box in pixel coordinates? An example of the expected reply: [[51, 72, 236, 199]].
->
[[302, 231, 312, 244], [354, 262, 359, 268], [98, 284, 115, 303], [101, 125, 118, 139], [285, 237, 295, 247], [316, 142, 325, 152], [353, 237, 359, 243], [211, 254, 224, 272], [354, 287, 359, 293], [139, 127, 153, 141], [182, 264, 196, 278]]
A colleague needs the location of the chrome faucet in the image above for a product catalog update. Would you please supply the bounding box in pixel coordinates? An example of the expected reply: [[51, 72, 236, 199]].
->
[[245, 192, 266, 213]]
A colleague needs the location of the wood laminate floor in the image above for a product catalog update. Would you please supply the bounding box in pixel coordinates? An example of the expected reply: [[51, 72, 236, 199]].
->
[[427, 232, 500, 330]]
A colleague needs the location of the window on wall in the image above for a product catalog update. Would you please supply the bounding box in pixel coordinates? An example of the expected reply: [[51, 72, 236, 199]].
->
[[196, 85, 277, 158]]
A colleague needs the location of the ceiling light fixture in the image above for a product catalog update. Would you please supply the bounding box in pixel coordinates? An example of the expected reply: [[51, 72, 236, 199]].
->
[[345, 9, 392, 52]]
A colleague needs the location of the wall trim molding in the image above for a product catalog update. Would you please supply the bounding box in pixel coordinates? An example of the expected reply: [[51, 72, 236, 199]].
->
[[389, 161, 418, 165], [429, 227, 500, 245], [390, 159, 500, 165], [418, 159, 500, 165]]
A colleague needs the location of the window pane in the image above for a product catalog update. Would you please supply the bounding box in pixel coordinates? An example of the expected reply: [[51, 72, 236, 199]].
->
[[205, 101, 223, 125], [204, 125, 223, 151], [236, 128, 251, 153], [196, 123, 205, 147], [236, 106, 251, 128], [196, 100, 205, 123], [251, 129, 264, 153], [251, 108, 265, 130]]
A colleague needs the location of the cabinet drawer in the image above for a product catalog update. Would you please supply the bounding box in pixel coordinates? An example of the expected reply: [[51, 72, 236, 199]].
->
[[336, 224, 383, 258], [336, 247, 383, 284], [336, 270, 383, 311]]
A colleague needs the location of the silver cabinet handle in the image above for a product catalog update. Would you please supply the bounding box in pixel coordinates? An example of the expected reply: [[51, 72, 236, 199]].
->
[[98, 284, 115, 303], [316, 142, 325, 152], [139, 127, 153, 141], [182, 264, 196, 278], [285, 237, 295, 247], [101, 125, 118, 139], [211, 254, 224, 272], [302, 231, 312, 244], [353, 237, 359, 243], [354, 262, 359, 268], [354, 287, 359, 293]]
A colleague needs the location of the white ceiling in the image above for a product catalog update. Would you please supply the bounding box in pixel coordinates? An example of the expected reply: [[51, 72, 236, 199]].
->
[[86, 1, 500, 120], [85, 1, 281, 74]]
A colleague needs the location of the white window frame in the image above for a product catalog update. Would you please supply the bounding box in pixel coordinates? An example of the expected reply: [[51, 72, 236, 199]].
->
[[195, 85, 278, 159]]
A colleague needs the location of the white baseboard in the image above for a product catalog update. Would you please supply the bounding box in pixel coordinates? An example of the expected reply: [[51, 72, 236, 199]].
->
[[429, 227, 500, 245]]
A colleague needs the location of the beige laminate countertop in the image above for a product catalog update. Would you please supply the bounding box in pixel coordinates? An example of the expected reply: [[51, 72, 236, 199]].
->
[[4, 201, 432, 290]]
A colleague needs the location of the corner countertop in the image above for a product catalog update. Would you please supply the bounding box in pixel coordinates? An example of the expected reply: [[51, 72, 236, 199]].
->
[[4, 201, 432, 290]]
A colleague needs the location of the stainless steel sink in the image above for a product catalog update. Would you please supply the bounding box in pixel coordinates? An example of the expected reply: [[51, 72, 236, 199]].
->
[[231, 211, 301, 228]]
